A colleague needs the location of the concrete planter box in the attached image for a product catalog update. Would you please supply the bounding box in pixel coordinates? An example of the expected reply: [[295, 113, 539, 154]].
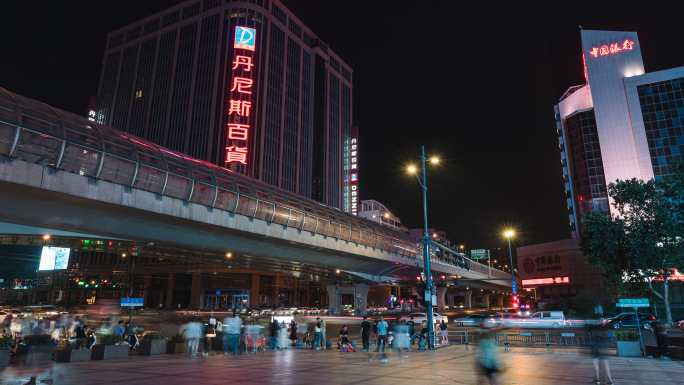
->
[[56, 349, 92, 362], [166, 342, 187, 354], [211, 337, 223, 351], [15, 345, 53, 364], [92, 344, 128, 360], [138, 340, 167, 355], [617, 341, 642, 357], [0, 350, 10, 367]]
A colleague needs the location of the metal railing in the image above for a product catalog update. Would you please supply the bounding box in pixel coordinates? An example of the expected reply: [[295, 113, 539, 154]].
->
[[428, 330, 616, 353]]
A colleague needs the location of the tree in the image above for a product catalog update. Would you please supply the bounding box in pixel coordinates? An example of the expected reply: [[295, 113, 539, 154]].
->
[[580, 163, 684, 324]]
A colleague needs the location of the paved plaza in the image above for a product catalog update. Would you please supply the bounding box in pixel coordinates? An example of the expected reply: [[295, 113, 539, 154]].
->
[[2, 346, 683, 385]]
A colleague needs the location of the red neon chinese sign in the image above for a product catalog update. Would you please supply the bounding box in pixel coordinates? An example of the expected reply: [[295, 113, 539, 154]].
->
[[588, 40, 634, 58], [522, 277, 569, 286], [226, 27, 257, 166], [652, 269, 684, 282]]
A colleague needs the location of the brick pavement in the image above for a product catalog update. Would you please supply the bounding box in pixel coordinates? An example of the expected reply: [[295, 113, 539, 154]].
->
[[1, 345, 683, 385]]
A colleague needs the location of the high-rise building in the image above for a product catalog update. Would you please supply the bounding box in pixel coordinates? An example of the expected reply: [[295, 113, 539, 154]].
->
[[555, 29, 684, 237], [95, 0, 353, 210]]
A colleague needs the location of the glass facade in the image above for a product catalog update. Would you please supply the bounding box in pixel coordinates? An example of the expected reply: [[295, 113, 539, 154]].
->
[[637, 78, 684, 181], [565, 110, 608, 222], [96, 0, 352, 211]]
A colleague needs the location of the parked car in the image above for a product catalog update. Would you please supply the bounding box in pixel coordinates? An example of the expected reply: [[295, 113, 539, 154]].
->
[[454, 313, 501, 327], [520, 311, 567, 329], [604, 313, 655, 330], [400, 312, 446, 323]]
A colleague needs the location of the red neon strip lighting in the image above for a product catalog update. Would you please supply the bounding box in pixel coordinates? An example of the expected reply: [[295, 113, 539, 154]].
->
[[522, 277, 569, 286]]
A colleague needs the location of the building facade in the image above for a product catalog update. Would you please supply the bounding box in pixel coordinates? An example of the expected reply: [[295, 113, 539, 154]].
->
[[358, 200, 408, 232], [555, 29, 684, 237], [95, 0, 353, 210]]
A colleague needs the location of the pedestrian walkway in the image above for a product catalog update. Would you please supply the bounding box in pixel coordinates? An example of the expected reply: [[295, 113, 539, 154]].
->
[[1, 346, 683, 384]]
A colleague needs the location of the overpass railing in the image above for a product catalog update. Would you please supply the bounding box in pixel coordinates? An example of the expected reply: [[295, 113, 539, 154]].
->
[[0, 89, 421, 257], [0, 88, 510, 280]]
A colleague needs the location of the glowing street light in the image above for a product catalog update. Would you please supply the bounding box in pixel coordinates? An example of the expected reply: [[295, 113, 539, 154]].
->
[[505, 230, 515, 286]]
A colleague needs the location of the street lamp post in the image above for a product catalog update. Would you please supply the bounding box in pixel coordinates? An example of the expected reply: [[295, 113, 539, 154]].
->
[[409, 145, 438, 350], [505, 231, 516, 292]]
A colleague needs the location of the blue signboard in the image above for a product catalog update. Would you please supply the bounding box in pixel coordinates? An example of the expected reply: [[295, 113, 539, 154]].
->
[[512, 281, 517, 295], [234, 26, 256, 51], [121, 298, 144, 307]]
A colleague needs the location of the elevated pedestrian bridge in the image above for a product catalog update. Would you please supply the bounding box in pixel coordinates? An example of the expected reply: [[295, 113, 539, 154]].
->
[[0, 88, 510, 289]]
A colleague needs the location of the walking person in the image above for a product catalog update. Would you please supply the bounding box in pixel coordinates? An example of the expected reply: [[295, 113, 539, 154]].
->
[[269, 319, 279, 350], [586, 322, 613, 384], [372, 319, 379, 346], [289, 319, 298, 347], [180, 321, 201, 357], [439, 320, 449, 345], [278, 321, 289, 349], [407, 316, 415, 345], [374, 316, 389, 361], [360, 316, 371, 351], [475, 321, 503, 385], [652, 319, 671, 360], [225, 316, 242, 355], [313, 322, 322, 350]]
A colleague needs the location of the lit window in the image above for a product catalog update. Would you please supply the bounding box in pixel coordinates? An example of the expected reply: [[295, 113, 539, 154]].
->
[[135, 90, 142, 98]]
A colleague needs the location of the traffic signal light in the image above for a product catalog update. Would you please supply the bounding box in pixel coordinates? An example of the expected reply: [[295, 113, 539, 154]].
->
[[440, 275, 446, 286], [453, 275, 459, 286], [513, 295, 517, 302]]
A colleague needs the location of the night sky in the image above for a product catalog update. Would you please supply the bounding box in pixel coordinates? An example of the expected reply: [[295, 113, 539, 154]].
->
[[3, 1, 684, 257]]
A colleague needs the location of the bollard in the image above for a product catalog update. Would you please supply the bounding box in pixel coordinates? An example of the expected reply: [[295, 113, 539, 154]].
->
[[504, 331, 509, 353], [545, 331, 551, 353]]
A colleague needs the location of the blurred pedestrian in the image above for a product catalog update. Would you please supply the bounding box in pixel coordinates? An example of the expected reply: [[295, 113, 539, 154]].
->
[[289, 319, 297, 347], [372, 319, 379, 346], [652, 319, 671, 360], [407, 316, 415, 343], [475, 321, 503, 385], [586, 323, 612, 384], [269, 319, 279, 350], [180, 321, 201, 357], [278, 321, 289, 349], [360, 316, 371, 351], [30, 320, 45, 335], [204, 320, 215, 356], [392, 323, 408, 356], [224, 316, 241, 355]]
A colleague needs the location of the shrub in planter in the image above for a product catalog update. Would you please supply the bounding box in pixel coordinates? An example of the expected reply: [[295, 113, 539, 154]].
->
[[166, 334, 186, 354], [615, 331, 641, 357], [139, 332, 167, 355], [92, 334, 128, 360], [16, 335, 53, 364], [57, 338, 92, 363], [0, 337, 13, 367]]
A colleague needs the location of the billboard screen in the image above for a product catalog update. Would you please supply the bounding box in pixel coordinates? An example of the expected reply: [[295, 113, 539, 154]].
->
[[39, 247, 71, 270]]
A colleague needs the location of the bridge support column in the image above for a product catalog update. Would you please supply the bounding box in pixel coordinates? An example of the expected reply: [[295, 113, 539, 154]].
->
[[447, 293, 454, 310], [496, 295, 504, 310], [165, 273, 174, 308], [482, 293, 490, 310], [251, 274, 260, 308], [326, 285, 341, 316], [464, 291, 472, 309], [190, 274, 202, 309], [436, 286, 447, 312], [355, 283, 370, 316]]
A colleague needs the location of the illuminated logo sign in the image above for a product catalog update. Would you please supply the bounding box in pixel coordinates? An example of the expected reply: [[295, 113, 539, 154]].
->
[[226, 27, 257, 166], [523, 258, 534, 274], [522, 277, 569, 286], [234, 27, 256, 51], [588, 40, 634, 58], [350, 127, 359, 215]]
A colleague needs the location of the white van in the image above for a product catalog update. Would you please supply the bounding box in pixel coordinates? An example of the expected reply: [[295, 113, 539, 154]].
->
[[522, 311, 566, 329]]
